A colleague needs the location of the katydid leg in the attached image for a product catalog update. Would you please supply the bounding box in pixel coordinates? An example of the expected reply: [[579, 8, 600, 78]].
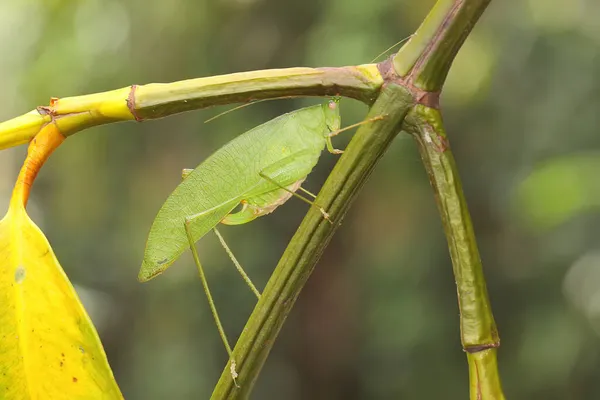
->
[[254, 150, 332, 221], [184, 219, 239, 385], [298, 186, 317, 199], [222, 149, 331, 222], [325, 115, 387, 154], [257, 171, 331, 222], [213, 227, 261, 299], [182, 203, 261, 299]]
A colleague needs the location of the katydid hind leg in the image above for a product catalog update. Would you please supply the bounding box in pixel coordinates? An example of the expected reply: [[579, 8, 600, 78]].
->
[[257, 170, 331, 223], [213, 228, 261, 299], [184, 219, 239, 385], [223, 149, 332, 222], [256, 150, 332, 222], [219, 152, 319, 225]]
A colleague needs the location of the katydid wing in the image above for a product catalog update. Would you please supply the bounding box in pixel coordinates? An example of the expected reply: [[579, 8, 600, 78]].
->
[[138, 99, 341, 281]]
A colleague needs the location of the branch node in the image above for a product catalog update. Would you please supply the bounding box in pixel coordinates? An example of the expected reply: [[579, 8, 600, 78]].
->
[[36, 106, 55, 117], [377, 57, 440, 109], [127, 85, 142, 122], [464, 342, 500, 354]]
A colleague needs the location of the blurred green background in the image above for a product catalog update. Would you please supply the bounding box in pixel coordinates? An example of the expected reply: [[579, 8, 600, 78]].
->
[[2, 0, 600, 398]]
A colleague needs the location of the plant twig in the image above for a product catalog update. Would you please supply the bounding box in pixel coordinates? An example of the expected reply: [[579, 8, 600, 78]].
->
[[404, 105, 504, 399], [0, 65, 383, 151]]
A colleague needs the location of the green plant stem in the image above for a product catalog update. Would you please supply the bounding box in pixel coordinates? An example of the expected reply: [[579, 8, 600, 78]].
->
[[211, 83, 414, 399], [404, 105, 504, 400], [0, 65, 383, 151], [131, 66, 381, 120], [393, 0, 492, 91]]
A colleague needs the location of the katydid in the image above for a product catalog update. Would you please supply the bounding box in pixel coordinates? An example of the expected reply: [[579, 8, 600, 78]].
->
[[138, 98, 344, 282], [139, 98, 385, 383], [138, 98, 343, 383]]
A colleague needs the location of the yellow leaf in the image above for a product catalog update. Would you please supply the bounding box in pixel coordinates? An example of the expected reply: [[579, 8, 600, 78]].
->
[[0, 124, 123, 399]]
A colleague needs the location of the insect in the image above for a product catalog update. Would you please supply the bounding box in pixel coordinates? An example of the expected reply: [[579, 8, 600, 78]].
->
[[138, 98, 344, 282], [138, 98, 348, 382], [135, 38, 397, 383], [138, 98, 383, 383]]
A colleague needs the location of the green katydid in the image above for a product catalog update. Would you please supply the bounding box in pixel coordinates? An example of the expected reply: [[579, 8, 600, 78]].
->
[[138, 98, 346, 282], [136, 41, 401, 384], [138, 97, 382, 382]]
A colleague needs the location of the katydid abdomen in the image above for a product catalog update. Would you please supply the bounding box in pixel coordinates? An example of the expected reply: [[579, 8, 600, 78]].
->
[[139, 100, 341, 281]]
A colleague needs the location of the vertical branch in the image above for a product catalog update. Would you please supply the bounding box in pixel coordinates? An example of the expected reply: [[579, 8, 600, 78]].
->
[[393, 0, 492, 91], [390, 0, 499, 396], [405, 105, 504, 399]]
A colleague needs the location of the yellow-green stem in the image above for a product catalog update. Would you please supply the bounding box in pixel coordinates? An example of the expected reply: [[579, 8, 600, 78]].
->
[[0, 65, 383, 151]]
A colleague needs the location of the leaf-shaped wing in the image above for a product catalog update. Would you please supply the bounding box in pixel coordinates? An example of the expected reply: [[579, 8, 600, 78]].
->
[[139, 104, 329, 281]]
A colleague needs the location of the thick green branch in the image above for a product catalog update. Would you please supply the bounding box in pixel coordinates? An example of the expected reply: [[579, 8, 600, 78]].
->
[[211, 83, 414, 399], [131, 66, 382, 120], [404, 105, 504, 399], [0, 65, 383, 151], [393, 0, 492, 91]]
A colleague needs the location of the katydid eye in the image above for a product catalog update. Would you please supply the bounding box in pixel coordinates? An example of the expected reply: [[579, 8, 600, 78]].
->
[[328, 101, 337, 110]]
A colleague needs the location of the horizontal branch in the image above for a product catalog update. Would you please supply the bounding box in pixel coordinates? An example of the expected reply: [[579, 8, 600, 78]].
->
[[0, 65, 383, 151]]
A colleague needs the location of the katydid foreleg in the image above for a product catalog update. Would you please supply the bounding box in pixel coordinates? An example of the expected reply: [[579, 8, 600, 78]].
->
[[180, 168, 249, 385]]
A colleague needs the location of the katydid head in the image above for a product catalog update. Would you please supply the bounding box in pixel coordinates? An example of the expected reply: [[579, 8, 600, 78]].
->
[[324, 97, 341, 133]]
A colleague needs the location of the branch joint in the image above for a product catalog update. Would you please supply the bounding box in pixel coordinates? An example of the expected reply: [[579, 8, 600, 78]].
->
[[464, 341, 500, 354], [377, 58, 440, 109]]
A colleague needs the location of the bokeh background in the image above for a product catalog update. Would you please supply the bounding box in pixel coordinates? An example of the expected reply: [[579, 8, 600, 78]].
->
[[1, 0, 600, 398]]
